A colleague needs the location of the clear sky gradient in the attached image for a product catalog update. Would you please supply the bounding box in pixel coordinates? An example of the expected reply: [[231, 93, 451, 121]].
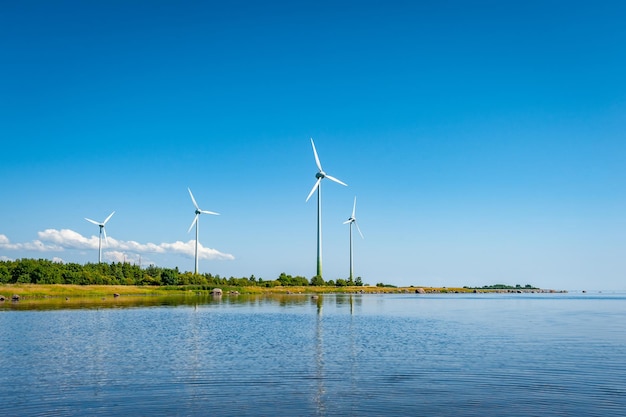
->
[[1, 1, 625, 290]]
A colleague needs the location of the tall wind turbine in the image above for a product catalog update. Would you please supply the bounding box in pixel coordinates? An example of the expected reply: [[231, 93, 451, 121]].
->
[[306, 138, 347, 279], [85, 211, 115, 263], [187, 187, 219, 275], [343, 197, 364, 282]]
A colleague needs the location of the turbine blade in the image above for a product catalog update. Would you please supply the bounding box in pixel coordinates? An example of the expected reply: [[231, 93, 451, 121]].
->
[[310, 138, 323, 172], [325, 174, 347, 187], [187, 214, 198, 233], [201, 210, 220, 215], [352, 196, 357, 218], [306, 178, 321, 202], [103, 211, 115, 225], [355, 221, 364, 239], [343, 219, 351, 224], [188, 187, 200, 210], [103, 227, 109, 246], [85, 218, 100, 226]]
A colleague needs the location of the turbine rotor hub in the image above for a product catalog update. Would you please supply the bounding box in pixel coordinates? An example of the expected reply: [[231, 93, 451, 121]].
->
[[316, 171, 325, 179]]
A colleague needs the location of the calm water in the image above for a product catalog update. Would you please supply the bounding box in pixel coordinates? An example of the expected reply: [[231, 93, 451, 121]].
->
[[1, 293, 625, 416]]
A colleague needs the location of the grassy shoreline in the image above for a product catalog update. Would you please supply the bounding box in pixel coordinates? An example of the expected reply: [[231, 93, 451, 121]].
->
[[0, 284, 556, 300]]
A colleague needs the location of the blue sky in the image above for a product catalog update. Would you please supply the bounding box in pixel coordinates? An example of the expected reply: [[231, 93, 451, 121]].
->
[[1, 1, 625, 290]]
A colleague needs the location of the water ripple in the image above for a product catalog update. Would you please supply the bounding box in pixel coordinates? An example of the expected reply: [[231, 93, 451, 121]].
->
[[1, 294, 626, 416]]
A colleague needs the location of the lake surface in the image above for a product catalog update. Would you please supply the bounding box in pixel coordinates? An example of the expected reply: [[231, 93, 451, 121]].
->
[[1, 292, 625, 416]]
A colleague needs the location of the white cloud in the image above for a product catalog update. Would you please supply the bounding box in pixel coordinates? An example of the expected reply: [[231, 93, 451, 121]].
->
[[160, 240, 235, 261], [0, 231, 235, 261], [0, 233, 64, 251], [37, 229, 99, 250]]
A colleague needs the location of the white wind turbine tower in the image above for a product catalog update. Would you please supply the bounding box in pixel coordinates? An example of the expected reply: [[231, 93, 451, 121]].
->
[[343, 197, 364, 282], [187, 187, 219, 275], [306, 138, 347, 279], [85, 211, 115, 263]]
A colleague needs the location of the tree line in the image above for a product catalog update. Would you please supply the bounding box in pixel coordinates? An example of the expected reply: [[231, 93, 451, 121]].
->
[[463, 284, 538, 290], [0, 258, 365, 287]]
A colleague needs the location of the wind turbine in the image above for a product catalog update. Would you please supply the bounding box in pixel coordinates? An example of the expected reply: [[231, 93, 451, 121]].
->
[[187, 187, 219, 275], [343, 197, 364, 282], [85, 211, 115, 263], [306, 138, 347, 279]]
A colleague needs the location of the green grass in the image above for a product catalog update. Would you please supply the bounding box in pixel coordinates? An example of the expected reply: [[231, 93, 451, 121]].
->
[[0, 283, 476, 300]]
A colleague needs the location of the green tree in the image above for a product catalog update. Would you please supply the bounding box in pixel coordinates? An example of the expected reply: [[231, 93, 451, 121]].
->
[[290, 275, 309, 286], [161, 268, 178, 286], [111, 262, 125, 283], [17, 273, 31, 283], [278, 272, 292, 286], [310, 275, 325, 286], [12, 259, 36, 283], [145, 264, 161, 279], [0, 263, 10, 283]]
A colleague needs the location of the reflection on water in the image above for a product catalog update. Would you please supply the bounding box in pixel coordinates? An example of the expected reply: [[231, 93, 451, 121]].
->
[[314, 295, 325, 416], [0, 292, 368, 312], [1, 293, 626, 416], [0, 292, 324, 311]]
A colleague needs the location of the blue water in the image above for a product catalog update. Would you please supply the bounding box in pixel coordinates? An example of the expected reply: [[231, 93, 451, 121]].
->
[[1, 293, 625, 416]]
